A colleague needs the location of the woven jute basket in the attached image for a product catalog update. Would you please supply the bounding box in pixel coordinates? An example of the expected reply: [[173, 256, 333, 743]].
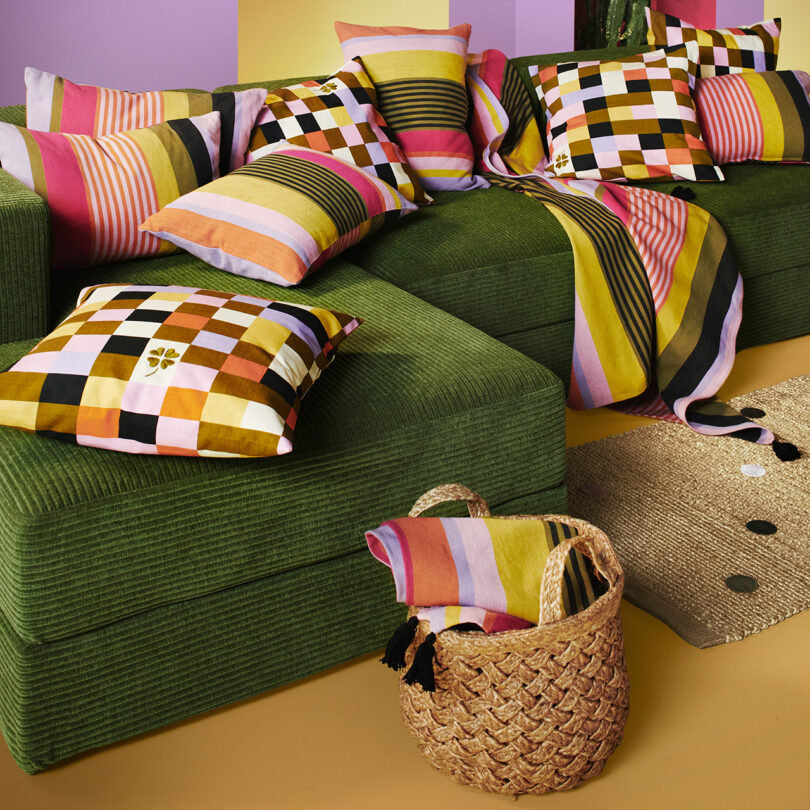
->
[[398, 484, 630, 795]]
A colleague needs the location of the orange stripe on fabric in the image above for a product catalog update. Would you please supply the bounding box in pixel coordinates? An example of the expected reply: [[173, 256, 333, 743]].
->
[[404, 519, 460, 608]]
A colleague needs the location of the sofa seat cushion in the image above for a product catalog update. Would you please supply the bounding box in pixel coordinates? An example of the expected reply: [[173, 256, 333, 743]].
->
[[0, 259, 565, 643], [346, 164, 810, 383]]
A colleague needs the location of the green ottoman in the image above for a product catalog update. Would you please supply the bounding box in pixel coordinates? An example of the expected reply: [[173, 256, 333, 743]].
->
[[0, 260, 567, 772]]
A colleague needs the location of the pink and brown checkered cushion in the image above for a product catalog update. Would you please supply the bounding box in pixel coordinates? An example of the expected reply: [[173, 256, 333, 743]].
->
[[646, 9, 781, 79], [248, 59, 429, 205], [0, 284, 360, 458], [530, 44, 724, 183]]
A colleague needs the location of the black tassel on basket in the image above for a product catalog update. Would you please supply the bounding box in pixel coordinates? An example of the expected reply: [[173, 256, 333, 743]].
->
[[380, 616, 418, 670], [773, 440, 801, 461], [403, 632, 437, 692]]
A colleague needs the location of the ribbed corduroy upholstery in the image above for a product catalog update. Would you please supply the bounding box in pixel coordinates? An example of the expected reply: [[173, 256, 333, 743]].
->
[[1, 484, 566, 774], [0, 171, 50, 342], [0, 260, 565, 647]]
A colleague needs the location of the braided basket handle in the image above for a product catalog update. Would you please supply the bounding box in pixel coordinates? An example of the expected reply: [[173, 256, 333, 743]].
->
[[539, 522, 623, 625], [409, 484, 491, 518]]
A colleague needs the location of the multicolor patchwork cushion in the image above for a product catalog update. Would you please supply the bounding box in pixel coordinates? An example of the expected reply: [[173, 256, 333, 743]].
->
[[0, 284, 360, 457], [24, 67, 266, 176], [645, 9, 781, 79], [0, 113, 220, 270], [695, 70, 810, 165], [530, 44, 724, 183], [140, 141, 417, 287], [248, 59, 430, 205], [334, 21, 488, 192]]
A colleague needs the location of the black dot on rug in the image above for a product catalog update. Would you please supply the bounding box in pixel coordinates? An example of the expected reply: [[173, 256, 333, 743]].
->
[[726, 574, 760, 593], [746, 520, 777, 535], [740, 407, 766, 418]]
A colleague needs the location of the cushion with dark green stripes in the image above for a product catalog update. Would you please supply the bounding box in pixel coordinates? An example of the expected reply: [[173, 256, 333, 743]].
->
[[140, 141, 417, 287]]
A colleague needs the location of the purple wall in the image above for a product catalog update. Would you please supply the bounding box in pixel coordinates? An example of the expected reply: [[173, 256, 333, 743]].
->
[[450, 0, 575, 58], [1, 0, 238, 107]]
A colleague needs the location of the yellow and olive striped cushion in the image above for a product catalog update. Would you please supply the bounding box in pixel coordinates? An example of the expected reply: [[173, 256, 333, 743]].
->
[[0, 113, 221, 270], [334, 21, 488, 192]]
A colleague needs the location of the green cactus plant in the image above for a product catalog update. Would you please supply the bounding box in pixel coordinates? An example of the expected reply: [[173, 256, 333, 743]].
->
[[576, 0, 650, 49]]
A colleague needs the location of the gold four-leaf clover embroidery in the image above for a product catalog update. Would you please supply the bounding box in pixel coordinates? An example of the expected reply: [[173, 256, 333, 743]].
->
[[145, 347, 179, 377]]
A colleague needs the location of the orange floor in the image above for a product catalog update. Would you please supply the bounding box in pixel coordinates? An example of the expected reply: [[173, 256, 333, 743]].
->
[[2, 335, 809, 810]]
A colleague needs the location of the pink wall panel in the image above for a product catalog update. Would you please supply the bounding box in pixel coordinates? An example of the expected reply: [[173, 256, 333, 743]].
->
[[1, 0, 238, 107], [450, 0, 575, 58]]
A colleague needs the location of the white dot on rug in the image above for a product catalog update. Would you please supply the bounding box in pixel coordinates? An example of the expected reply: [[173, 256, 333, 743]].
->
[[740, 463, 766, 477]]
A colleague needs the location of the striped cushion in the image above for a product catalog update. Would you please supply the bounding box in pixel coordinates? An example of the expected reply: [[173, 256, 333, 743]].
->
[[0, 113, 220, 270], [695, 71, 810, 165], [247, 58, 429, 205], [530, 44, 723, 183], [0, 284, 359, 457], [645, 9, 781, 79], [24, 67, 266, 176], [334, 21, 488, 192], [140, 141, 417, 287]]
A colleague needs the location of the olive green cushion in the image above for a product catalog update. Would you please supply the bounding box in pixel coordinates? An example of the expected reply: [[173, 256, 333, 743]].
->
[[1, 258, 565, 644]]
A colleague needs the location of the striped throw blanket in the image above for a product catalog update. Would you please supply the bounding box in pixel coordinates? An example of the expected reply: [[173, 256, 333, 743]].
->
[[366, 516, 599, 634], [466, 49, 778, 446]]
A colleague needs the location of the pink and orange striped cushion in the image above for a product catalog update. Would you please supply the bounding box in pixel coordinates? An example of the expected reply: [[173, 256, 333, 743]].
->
[[24, 67, 266, 176], [0, 113, 220, 271], [695, 70, 810, 164], [334, 21, 488, 192], [140, 141, 417, 287]]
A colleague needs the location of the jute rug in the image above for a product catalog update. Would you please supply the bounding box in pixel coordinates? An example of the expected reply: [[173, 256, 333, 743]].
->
[[567, 375, 810, 648]]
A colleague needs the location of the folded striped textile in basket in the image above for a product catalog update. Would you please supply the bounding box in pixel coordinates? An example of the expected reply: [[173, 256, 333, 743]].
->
[[465, 49, 801, 461], [366, 516, 598, 634]]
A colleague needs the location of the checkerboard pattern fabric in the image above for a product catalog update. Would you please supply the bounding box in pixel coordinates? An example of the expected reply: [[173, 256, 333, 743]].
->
[[0, 112, 221, 271], [695, 70, 810, 165], [334, 21, 489, 192], [645, 9, 781, 79], [530, 44, 724, 183], [140, 142, 417, 287], [248, 59, 429, 205], [0, 284, 360, 457], [24, 67, 267, 176]]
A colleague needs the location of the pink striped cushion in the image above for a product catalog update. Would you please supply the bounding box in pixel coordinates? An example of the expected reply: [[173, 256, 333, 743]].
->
[[0, 113, 220, 270], [24, 67, 265, 176], [695, 71, 810, 164]]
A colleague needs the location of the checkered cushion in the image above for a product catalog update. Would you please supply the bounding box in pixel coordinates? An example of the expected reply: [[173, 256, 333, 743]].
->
[[248, 59, 429, 205], [530, 44, 724, 183], [646, 8, 781, 79], [0, 284, 360, 457]]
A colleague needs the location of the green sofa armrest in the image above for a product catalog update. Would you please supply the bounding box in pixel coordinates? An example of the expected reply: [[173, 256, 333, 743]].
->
[[0, 168, 50, 341]]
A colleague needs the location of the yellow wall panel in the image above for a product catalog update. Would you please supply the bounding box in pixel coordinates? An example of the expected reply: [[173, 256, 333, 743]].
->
[[764, 0, 809, 70], [238, 0, 450, 84]]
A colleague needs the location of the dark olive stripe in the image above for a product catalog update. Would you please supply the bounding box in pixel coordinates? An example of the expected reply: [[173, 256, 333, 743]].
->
[[509, 176, 654, 367], [238, 154, 367, 235], [167, 118, 214, 186], [778, 72, 810, 161], [376, 78, 468, 130], [499, 62, 537, 157], [660, 242, 739, 410], [211, 92, 236, 178], [548, 520, 577, 615]]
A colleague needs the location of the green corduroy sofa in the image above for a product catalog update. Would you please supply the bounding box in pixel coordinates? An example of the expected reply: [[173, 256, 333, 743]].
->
[[1, 46, 809, 774]]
